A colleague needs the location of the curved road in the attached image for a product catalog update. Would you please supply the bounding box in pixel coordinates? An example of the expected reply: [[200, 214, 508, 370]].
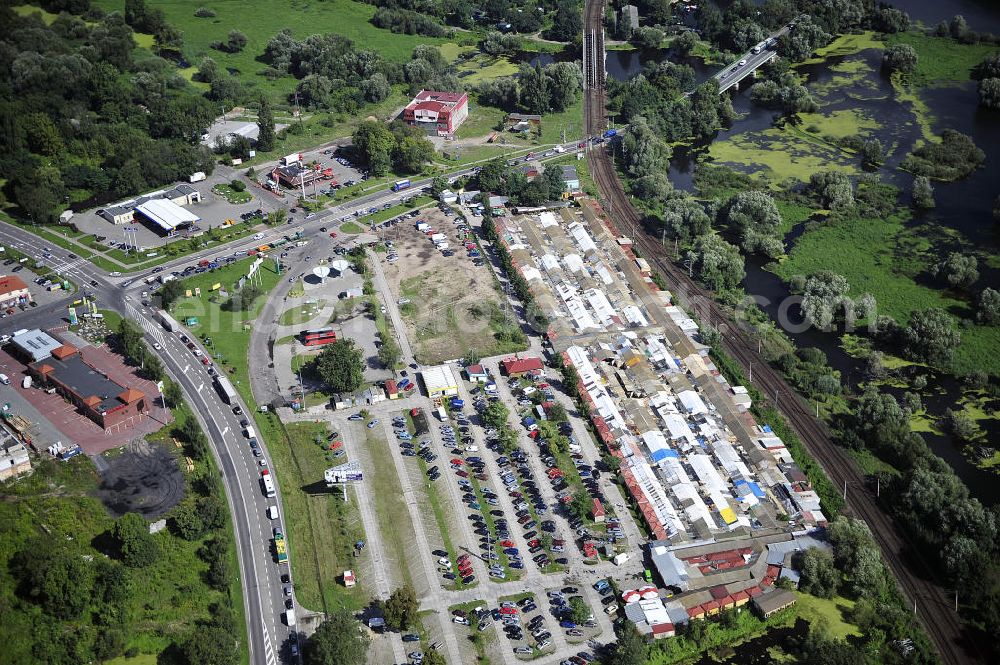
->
[[581, 1, 981, 663]]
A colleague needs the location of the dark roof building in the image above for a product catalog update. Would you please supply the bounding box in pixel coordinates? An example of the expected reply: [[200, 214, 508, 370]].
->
[[29, 344, 147, 430], [750, 588, 796, 618]]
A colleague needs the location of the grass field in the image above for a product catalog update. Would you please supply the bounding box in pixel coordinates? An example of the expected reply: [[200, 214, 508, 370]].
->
[[0, 420, 244, 662], [171, 257, 282, 405], [364, 426, 418, 589], [886, 31, 998, 86], [258, 417, 368, 613], [92, 0, 453, 104], [278, 299, 326, 326], [793, 593, 860, 641]]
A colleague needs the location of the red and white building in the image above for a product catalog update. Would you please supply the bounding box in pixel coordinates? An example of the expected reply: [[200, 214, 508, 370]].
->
[[402, 90, 469, 137], [0, 275, 30, 308]]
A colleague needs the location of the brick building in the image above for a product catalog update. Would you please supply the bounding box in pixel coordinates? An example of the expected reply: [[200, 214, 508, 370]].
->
[[402, 90, 469, 137], [28, 344, 148, 430]]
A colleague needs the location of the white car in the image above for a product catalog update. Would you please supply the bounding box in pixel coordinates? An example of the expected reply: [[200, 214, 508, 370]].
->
[[739, 59, 748, 66], [153, 343, 162, 350]]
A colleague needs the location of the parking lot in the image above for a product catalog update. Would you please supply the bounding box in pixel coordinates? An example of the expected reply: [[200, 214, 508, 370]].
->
[[0, 258, 75, 314]]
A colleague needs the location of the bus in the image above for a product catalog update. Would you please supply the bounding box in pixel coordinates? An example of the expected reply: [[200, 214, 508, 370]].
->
[[300, 328, 337, 347], [261, 469, 276, 498], [391, 179, 411, 192]]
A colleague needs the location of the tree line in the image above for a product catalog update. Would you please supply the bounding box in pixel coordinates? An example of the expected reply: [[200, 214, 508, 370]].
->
[[1, 3, 216, 224]]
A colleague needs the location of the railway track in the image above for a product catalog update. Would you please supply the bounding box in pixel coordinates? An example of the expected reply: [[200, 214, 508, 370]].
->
[[580, 2, 979, 663]]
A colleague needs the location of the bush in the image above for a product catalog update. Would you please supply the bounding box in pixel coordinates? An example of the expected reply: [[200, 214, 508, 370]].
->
[[229, 179, 246, 192], [194, 7, 216, 18]]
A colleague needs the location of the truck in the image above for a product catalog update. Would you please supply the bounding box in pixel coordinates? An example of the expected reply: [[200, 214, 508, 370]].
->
[[430, 233, 447, 243], [158, 274, 176, 285], [261, 469, 276, 498], [158, 310, 180, 333], [189, 171, 206, 183], [284, 609, 296, 626], [391, 179, 411, 192], [436, 242, 450, 251], [214, 374, 238, 404], [273, 528, 288, 563], [436, 406, 447, 421], [603, 128, 618, 138], [282, 153, 302, 167]]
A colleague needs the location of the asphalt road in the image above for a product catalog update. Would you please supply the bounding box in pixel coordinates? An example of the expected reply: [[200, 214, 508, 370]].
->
[[0, 132, 591, 665], [0, 223, 292, 665], [712, 25, 791, 93]]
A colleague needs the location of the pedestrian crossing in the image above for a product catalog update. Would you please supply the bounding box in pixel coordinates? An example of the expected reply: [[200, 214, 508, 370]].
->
[[124, 302, 165, 346], [261, 622, 276, 665]]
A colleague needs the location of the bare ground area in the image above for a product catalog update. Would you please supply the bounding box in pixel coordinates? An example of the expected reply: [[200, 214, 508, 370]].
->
[[381, 208, 522, 364]]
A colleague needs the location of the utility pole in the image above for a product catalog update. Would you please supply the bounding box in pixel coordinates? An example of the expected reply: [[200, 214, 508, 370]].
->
[[293, 91, 303, 128], [842, 480, 847, 501]]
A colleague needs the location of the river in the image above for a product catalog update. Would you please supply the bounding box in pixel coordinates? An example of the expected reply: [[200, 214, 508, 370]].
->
[[584, 3, 1000, 501]]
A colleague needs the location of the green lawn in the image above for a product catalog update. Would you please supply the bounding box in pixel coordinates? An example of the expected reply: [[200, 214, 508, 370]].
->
[[170, 257, 282, 405], [340, 221, 365, 234], [92, 0, 455, 103], [364, 426, 418, 589], [886, 31, 998, 87], [257, 418, 368, 613], [793, 593, 861, 641], [278, 299, 327, 326]]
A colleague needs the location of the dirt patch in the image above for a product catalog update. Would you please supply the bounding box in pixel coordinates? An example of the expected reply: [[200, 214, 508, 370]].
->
[[97, 439, 184, 518], [381, 208, 519, 364]]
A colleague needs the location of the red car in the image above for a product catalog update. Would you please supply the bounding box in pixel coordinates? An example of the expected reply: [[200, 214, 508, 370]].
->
[[499, 606, 518, 616], [201, 357, 210, 365], [500, 540, 515, 548], [457, 554, 470, 563], [450, 458, 464, 466], [329, 232, 338, 238], [527, 539, 540, 548], [456, 470, 469, 478]]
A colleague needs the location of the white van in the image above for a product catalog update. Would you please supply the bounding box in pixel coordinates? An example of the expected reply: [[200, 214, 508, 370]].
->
[[244, 426, 255, 439], [252, 232, 265, 241], [0, 374, 10, 385], [267, 506, 279, 520]]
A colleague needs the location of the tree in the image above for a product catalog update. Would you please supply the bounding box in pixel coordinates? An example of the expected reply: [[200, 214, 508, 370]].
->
[[164, 380, 184, 408], [901, 309, 961, 365], [933, 252, 978, 290], [608, 623, 647, 665], [801, 271, 850, 330], [860, 138, 884, 166], [571, 491, 592, 522], [875, 8, 911, 33], [673, 31, 698, 57], [429, 175, 449, 198], [421, 649, 446, 665], [179, 623, 239, 665], [384, 585, 419, 631], [305, 610, 369, 665], [362, 73, 391, 103], [227, 30, 247, 52], [12, 539, 94, 619], [112, 512, 159, 568], [160, 278, 184, 310], [568, 596, 591, 623], [797, 547, 840, 598], [808, 171, 854, 211], [267, 209, 287, 226], [689, 234, 745, 292], [352, 120, 395, 177], [979, 78, 1000, 110], [621, 116, 672, 179], [659, 197, 710, 243], [542, 165, 565, 201], [548, 0, 582, 42], [173, 499, 206, 540], [12, 165, 68, 224], [976, 287, 1000, 325], [482, 400, 510, 430], [544, 62, 583, 112], [313, 340, 364, 393], [911, 175, 935, 209], [722, 190, 784, 257], [632, 26, 664, 49], [377, 336, 400, 368], [856, 387, 909, 435], [256, 96, 276, 152], [883, 44, 917, 74]]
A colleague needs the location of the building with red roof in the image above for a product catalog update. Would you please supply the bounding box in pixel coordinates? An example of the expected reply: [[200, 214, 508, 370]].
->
[[29, 344, 147, 430], [384, 379, 399, 400], [500, 356, 543, 376], [402, 90, 469, 137], [0, 274, 30, 308], [592, 498, 606, 523]]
